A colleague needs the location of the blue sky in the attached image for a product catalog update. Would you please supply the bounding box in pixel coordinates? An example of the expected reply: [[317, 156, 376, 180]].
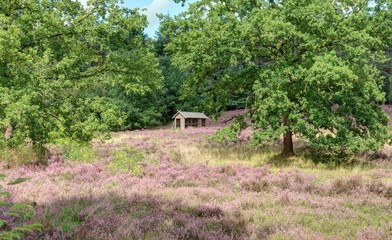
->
[[123, 0, 197, 37]]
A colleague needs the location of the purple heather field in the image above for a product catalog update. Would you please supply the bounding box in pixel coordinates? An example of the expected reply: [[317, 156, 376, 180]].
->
[[1, 111, 392, 239]]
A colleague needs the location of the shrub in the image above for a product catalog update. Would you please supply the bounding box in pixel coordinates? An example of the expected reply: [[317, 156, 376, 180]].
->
[[108, 147, 144, 176], [307, 134, 386, 165], [0, 175, 42, 239], [308, 141, 357, 166], [211, 116, 247, 144], [211, 123, 241, 143], [191, 205, 224, 219]]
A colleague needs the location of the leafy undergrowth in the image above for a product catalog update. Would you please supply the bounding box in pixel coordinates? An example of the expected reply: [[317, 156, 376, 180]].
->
[[1, 127, 392, 239], [0, 145, 48, 168]]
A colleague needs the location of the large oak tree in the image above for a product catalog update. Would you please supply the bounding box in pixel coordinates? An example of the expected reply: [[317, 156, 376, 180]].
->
[[0, 0, 162, 147], [167, 0, 392, 159]]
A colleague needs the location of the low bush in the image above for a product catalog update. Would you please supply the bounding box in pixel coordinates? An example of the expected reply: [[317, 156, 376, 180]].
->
[[211, 123, 240, 143], [211, 116, 246, 144], [367, 180, 392, 199], [242, 179, 271, 192], [329, 175, 363, 195]]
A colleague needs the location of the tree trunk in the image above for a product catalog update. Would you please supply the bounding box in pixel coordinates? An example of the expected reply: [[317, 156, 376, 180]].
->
[[4, 124, 13, 139], [282, 128, 294, 157]]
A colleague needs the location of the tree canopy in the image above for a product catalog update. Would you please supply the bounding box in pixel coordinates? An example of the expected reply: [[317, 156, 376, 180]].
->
[[166, 0, 392, 159], [1, 0, 391, 161], [0, 0, 162, 147]]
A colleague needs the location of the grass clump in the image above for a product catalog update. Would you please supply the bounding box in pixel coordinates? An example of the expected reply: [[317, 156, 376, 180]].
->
[[52, 208, 81, 234], [61, 141, 97, 163], [108, 147, 144, 176], [0, 145, 47, 168]]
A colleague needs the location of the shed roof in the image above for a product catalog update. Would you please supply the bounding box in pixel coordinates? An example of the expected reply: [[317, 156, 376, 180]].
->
[[172, 111, 208, 119]]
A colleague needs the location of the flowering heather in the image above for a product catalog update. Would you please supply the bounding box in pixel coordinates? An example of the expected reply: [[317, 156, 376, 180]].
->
[[1, 126, 391, 239]]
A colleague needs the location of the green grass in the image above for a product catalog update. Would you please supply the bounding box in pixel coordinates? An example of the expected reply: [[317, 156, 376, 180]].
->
[[0, 145, 46, 167], [108, 147, 144, 176], [251, 197, 391, 239], [62, 142, 98, 163], [43, 206, 83, 234]]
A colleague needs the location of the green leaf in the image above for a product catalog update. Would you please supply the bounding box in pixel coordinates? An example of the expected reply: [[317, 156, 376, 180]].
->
[[0, 200, 11, 207], [0, 219, 6, 227], [13, 226, 34, 232], [28, 223, 43, 230], [8, 178, 29, 185], [11, 203, 32, 209], [5, 212, 21, 217], [0, 191, 11, 198]]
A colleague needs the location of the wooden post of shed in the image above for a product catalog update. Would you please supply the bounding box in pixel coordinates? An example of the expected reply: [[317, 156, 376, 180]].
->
[[180, 118, 185, 130], [197, 119, 202, 127]]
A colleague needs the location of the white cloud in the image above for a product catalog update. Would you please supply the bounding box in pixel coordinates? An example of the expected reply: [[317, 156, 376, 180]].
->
[[144, 0, 170, 26], [78, 0, 87, 6]]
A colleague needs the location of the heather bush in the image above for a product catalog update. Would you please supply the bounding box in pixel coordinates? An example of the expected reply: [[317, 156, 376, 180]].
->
[[367, 180, 388, 196], [256, 224, 277, 239], [242, 179, 270, 192], [329, 175, 364, 195], [37, 194, 251, 240], [167, 149, 184, 164], [2, 127, 392, 239], [356, 227, 390, 240], [191, 205, 224, 218], [76, 215, 120, 239], [108, 147, 144, 176], [170, 179, 199, 188], [219, 165, 237, 176]]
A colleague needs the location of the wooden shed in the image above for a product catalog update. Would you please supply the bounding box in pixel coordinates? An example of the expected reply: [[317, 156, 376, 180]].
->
[[172, 111, 208, 130]]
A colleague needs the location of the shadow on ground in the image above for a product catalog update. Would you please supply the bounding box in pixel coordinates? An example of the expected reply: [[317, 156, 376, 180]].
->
[[25, 193, 262, 240]]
